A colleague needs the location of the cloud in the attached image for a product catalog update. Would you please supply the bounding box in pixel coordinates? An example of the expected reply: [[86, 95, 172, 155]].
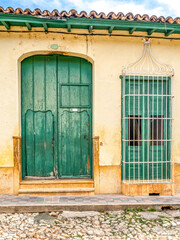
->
[[157, 0, 180, 17], [85, 0, 164, 16], [55, 0, 168, 17]]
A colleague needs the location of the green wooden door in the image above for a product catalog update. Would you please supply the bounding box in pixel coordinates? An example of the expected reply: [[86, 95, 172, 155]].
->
[[21, 55, 92, 179], [58, 56, 92, 178], [122, 76, 171, 181]]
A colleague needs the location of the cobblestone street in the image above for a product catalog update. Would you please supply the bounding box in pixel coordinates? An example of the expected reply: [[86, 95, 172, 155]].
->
[[0, 208, 180, 240]]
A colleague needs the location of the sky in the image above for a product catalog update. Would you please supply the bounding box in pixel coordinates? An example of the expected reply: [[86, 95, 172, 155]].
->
[[0, 0, 180, 18]]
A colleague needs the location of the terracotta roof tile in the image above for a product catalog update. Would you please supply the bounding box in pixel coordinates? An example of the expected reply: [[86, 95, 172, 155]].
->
[[0, 7, 180, 24]]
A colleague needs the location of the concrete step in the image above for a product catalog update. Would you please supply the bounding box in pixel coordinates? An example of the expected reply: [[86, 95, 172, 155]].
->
[[18, 187, 95, 196], [19, 179, 94, 189], [19, 179, 94, 195]]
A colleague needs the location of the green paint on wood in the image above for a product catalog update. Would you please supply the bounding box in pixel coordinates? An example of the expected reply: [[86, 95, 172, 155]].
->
[[1, 21, 10, 30], [60, 110, 90, 176], [21, 55, 92, 179], [25, 110, 54, 176], [165, 29, 174, 37], [148, 28, 156, 35], [129, 27, 136, 34], [43, 23, 48, 31], [1, 13, 180, 36], [67, 24, 71, 32], [108, 26, 114, 34], [25, 22, 31, 30]]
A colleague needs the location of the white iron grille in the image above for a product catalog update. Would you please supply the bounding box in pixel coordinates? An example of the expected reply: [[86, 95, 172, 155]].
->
[[122, 75, 173, 184]]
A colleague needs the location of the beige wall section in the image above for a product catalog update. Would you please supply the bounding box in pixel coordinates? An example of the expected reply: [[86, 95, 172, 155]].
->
[[0, 168, 13, 194], [0, 27, 180, 193], [175, 164, 180, 193], [99, 166, 121, 193]]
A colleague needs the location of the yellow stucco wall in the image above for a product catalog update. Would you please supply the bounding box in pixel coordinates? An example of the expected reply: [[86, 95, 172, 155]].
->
[[0, 26, 180, 194], [0, 167, 13, 194]]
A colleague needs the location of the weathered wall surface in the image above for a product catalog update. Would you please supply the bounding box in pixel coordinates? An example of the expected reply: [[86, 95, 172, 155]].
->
[[0, 27, 180, 193], [175, 164, 180, 193], [0, 168, 13, 194]]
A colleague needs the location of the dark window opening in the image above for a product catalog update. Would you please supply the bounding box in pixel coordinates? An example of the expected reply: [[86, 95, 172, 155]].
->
[[128, 115, 141, 146], [151, 115, 164, 146]]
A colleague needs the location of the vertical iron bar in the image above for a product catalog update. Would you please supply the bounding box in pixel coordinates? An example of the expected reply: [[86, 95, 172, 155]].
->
[[161, 77, 163, 180], [56, 56, 59, 178], [152, 76, 154, 181], [44, 57, 46, 176], [32, 57, 35, 176], [157, 76, 159, 182], [169, 77, 171, 181], [123, 75, 126, 182], [166, 76, 168, 181], [128, 75, 130, 183], [133, 75, 135, 183], [143, 75, 145, 183], [171, 76, 173, 182], [148, 75, 150, 182], [170, 77, 172, 181], [138, 75, 140, 182]]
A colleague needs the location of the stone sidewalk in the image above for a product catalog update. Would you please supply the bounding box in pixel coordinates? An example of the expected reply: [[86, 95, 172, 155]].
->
[[0, 194, 180, 212]]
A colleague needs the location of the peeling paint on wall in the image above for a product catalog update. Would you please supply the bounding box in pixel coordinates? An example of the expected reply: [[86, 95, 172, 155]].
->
[[0, 125, 19, 167]]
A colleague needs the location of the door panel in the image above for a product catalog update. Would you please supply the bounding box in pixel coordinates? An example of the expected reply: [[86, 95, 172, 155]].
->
[[60, 85, 90, 107], [25, 110, 54, 177], [60, 110, 90, 177]]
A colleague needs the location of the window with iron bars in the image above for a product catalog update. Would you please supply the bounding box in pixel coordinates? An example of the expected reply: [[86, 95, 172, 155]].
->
[[121, 75, 172, 183]]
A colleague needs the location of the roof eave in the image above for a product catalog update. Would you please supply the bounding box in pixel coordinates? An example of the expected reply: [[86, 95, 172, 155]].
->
[[0, 13, 180, 37]]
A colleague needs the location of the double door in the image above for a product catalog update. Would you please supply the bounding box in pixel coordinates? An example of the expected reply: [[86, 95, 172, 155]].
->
[[21, 55, 92, 179]]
